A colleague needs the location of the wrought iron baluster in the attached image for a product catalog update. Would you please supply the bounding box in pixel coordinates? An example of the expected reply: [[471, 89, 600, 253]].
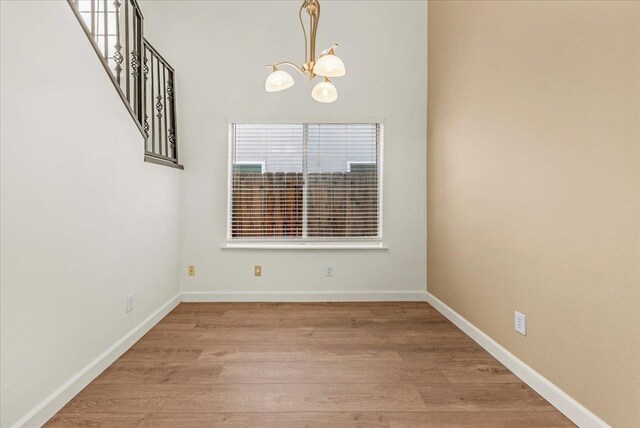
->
[[124, 0, 130, 101], [113, 0, 123, 84], [170, 69, 178, 161], [135, 12, 144, 123], [155, 56, 163, 156], [103, 0, 108, 58], [90, 0, 95, 37], [131, 47, 140, 125], [131, 51, 140, 80], [162, 63, 168, 158], [143, 48, 149, 140], [150, 55, 155, 155], [166, 75, 175, 157]]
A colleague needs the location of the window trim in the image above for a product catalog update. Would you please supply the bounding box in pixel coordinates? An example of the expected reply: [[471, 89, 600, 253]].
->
[[221, 242, 388, 250], [226, 120, 385, 246]]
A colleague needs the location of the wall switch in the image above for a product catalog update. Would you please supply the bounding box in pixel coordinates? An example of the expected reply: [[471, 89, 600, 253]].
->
[[126, 293, 134, 313], [325, 266, 334, 277], [254, 265, 262, 276], [515, 311, 526, 335], [188, 265, 195, 276]]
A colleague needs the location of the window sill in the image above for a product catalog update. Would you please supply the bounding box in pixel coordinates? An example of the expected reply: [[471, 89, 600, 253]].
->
[[221, 242, 388, 251]]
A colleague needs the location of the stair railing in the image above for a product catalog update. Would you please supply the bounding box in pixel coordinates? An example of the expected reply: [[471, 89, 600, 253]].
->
[[67, 0, 182, 168]]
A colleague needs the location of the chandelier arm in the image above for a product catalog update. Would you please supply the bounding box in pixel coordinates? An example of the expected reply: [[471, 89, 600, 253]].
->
[[267, 62, 307, 76], [318, 43, 339, 58], [299, 2, 308, 64], [309, 1, 320, 63]]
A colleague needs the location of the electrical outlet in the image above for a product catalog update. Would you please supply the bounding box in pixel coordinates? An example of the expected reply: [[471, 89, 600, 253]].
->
[[126, 293, 134, 313], [254, 265, 262, 276], [188, 265, 195, 276], [325, 266, 334, 277], [515, 311, 526, 335]]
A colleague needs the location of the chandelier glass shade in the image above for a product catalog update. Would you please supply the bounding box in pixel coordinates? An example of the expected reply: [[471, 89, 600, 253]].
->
[[311, 78, 338, 103], [265, 0, 345, 103], [265, 69, 295, 92], [313, 53, 345, 78]]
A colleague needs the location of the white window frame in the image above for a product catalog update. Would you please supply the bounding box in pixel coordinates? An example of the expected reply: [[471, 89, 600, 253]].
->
[[224, 120, 385, 250]]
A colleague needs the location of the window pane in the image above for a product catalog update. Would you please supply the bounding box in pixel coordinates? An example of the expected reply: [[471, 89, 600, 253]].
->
[[231, 124, 304, 238], [307, 124, 379, 238]]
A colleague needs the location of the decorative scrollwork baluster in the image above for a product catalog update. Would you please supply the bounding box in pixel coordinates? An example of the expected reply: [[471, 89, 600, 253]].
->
[[113, 0, 123, 84], [143, 56, 149, 82], [168, 128, 176, 151], [131, 50, 140, 77], [113, 44, 123, 83], [143, 114, 150, 138], [166, 79, 174, 102], [156, 95, 163, 120], [142, 54, 149, 140]]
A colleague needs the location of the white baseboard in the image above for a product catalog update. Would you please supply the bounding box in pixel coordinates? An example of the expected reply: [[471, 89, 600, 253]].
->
[[12, 292, 182, 428], [181, 290, 428, 302], [424, 292, 610, 428]]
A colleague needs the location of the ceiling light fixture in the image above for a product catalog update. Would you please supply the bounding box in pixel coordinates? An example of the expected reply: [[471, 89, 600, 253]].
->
[[265, 0, 346, 103]]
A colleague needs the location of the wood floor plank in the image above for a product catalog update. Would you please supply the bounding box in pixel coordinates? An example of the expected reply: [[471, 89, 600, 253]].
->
[[143, 412, 381, 427], [217, 362, 448, 384], [118, 344, 204, 363], [297, 326, 463, 345], [196, 309, 374, 329], [47, 302, 573, 427], [159, 384, 266, 412], [151, 320, 198, 331], [384, 411, 575, 428], [45, 412, 149, 427], [397, 341, 493, 362], [138, 327, 299, 345], [94, 361, 223, 384], [58, 384, 168, 413], [440, 360, 523, 383], [261, 384, 427, 412], [417, 383, 557, 411], [146, 383, 427, 413], [222, 308, 374, 318], [198, 344, 404, 363]]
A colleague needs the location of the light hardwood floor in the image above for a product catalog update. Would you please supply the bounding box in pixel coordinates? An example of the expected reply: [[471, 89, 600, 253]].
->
[[47, 302, 574, 427]]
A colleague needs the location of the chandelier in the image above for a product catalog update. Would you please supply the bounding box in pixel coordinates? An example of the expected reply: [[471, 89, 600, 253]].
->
[[264, 0, 346, 103]]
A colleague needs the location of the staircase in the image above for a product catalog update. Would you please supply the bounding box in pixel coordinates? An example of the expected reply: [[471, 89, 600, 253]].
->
[[68, 0, 182, 169]]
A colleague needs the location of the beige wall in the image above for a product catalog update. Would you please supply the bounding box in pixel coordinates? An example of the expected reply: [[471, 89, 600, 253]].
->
[[427, 1, 639, 427]]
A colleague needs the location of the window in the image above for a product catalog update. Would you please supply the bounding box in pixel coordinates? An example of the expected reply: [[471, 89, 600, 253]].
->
[[228, 123, 383, 243]]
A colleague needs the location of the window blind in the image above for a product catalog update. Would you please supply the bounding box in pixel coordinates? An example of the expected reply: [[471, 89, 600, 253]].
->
[[229, 123, 382, 241]]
